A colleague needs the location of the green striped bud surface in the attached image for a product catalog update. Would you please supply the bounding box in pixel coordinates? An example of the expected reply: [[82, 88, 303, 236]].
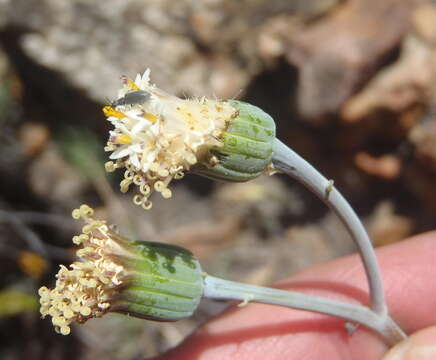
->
[[194, 100, 276, 182], [115, 241, 204, 322]]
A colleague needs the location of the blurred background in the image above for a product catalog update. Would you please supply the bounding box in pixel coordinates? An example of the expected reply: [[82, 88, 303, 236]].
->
[[0, 0, 435, 359]]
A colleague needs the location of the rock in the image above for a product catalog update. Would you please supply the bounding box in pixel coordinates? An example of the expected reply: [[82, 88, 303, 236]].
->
[[0, 0, 339, 102], [286, 0, 419, 121]]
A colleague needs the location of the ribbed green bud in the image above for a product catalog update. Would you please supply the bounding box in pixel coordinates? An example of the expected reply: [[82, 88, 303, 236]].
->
[[194, 100, 276, 182], [114, 241, 203, 322]]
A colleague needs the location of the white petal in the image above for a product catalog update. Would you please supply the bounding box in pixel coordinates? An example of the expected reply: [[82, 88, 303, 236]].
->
[[107, 116, 124, 122], [142, 69, 151, 83], [109, 146, 131, 159], [134, 73, 142, 86], [130, 153, 141, 169], [131, 119, 150, 135], [146, 150, 157, 163], [128, 110, 147, 121], [149, 122, 160, 136], [114, 122, 131, 134], [130, 143, 143, 152], [141, 162, 150, 172]]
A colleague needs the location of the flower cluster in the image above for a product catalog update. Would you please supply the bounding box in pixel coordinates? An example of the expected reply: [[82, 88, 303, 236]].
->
[[40, 69, 277, 335], [39, 205, 126, 335], [103, 70, 238, 210]]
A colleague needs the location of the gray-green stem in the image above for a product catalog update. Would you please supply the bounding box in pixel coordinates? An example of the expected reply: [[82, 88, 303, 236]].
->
[[271, 138, 387, 317], [203, 275, 406, 346]]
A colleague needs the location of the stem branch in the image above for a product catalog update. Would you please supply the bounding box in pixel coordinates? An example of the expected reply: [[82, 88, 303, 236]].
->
[[203, 275, 406, 346], [271, 139, 386, 316]]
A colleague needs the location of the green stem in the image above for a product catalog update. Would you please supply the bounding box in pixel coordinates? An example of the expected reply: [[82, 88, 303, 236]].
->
[[271, 138, 387, 316], [203, 275, 406, 346]]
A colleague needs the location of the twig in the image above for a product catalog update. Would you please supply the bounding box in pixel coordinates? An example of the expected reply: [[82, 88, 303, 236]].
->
[[0, 210, 75, 230], [0, 209, 72, 260]]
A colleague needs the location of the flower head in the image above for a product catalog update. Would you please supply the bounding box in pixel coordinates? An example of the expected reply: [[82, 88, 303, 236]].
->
[[103, 70, 238, 209], [103, 70, 276, 210], [39, 204, 203, 335]]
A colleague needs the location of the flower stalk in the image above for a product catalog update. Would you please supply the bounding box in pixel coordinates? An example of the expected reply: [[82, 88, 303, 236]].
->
[[202, 274, 406, 346], [271, 139, 387, 317]]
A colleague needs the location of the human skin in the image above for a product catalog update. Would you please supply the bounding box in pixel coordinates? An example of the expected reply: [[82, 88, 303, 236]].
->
[[155, 232, 436, 360]]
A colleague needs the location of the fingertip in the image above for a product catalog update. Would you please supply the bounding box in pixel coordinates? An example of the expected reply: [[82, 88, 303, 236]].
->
[[382, 326, 436, 360]]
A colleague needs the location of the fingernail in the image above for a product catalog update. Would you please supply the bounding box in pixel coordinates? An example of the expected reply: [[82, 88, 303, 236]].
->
[[383, 327, 436, 360]]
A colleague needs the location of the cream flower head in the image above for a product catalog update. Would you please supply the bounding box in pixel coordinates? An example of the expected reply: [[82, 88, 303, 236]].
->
[[39, 205, 126, 335], [39, 205, 203, 335], [103, 70, 238, 210]]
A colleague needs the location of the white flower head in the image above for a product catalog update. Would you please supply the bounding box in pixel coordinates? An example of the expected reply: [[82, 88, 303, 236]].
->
[[103, 70, 237, 210]]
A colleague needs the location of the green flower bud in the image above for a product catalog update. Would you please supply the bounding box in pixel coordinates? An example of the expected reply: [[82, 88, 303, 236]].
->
[[39, 205, 203, 335], [194, 100, 276, 182], [113, 241, 203, 322]]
